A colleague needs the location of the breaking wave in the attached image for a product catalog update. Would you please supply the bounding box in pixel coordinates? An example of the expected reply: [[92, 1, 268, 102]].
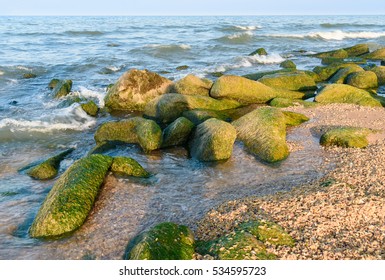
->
[[270, 30, 385, 41]]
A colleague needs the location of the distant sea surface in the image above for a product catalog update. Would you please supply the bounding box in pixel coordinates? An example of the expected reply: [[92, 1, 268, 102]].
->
[[0, 16, 385, 259]]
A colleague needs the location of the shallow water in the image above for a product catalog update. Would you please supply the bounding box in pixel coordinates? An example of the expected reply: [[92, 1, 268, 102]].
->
[[0, 15, 385, 259]]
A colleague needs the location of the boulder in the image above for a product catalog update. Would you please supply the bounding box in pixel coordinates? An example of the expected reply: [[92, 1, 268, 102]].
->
[[370, 66, 385, 85], [249, 48, 267, 56], [29, 154, 114, 238], [23, 73, 37, 79], [313, 48, 348, 59], [344, 44, 370, 57], [25, 149, 74, 180], [363, 47, 385, 60], [161, 117, 195, 148], [280, 60, 296, 69], [269, 98, 317, 108], [52, 80, 73, 98], [48, 79, 60, 89], [125, 222, 195, 260], [314, 84, 382, 107], [81, 101, 99, 117], [110, 157, 150, 178], [313, 63, 358, 81], [104, 69, 173, 111], [321, 57, 367, 65], [182, 109, 231, 125], [328, 64, 364, 84], [282, 111, 310, 126], [258, 72, 317, 91], [320, 127, 372, 148], [189, 119, 236, 161], [174, 74, 213, 96], [176, 65, 189, 71], [94, 117, 162, 152], [144, 93, 240, 123], [346, 71, 378, 89], [243, 68, 294, 81], [232, 107, 289, 163]]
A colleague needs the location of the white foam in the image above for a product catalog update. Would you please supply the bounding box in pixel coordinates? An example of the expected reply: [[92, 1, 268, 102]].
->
[[228, 31, 254, 39], [145, 44, 191, 50], [73, 86, 106, 108], [0, 71, 4, 76], [105, 66, 121, 72], [271, 30, 385, 41], [16, 66, 32, 71], [248, 53, 285, 64], [234, 25, 262, 31]]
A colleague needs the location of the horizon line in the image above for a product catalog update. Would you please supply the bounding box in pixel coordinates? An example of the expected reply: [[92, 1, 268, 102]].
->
[[1, 13, 385, 16]]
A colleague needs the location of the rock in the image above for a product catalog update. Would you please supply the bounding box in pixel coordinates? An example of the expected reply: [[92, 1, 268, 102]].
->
[[176, 65, 189, 71], [315, 84, 382, 107], [280, 60, 296, 69], [52, 80, 73, 98], [24, 149, 74, 180], [370, 66, 385, 85], [174, 74, 213, 96], [189, 119, 236, 161], [282, 111, 310, 126], [94, 117, 162, 152], [269, 98, 317, 108], [57, 96, 83, 109], [104, 69, 173, 111], [48, 79, 60, 89], [258, 72, 317, 91], [363, 47, 385, 60], [144, 93, 241, 123], [81, 101, 99, 117], [232, 107, 289, 163], [182, 109, 231, 125], [381, 61, 385, 66], [161, 117, 195, 148], [23, 73, 37, 79], [29, 154, 114, 238], [313, 48, 348, 59], [125, 222, 195, 260], [329, 64, 364, 84], [249, 48, 267, 56], [344, 44, 370, 57], [210, 72, 224, 77], [313, 63, 358, 81], [110, 157, 150, 178], [243, 69, 294, 81], [321, 57, 367, 65], [346, 71, 378, 89], [320, 127, 372, 148]]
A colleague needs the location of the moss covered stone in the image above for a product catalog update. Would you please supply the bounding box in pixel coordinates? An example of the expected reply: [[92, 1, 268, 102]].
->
[[232, 107, 289, 163], [182, 109, 231, 125], [321, 57, 367, 66], [110, 157, 150, 178], [249, 48, 267, 56], [125, 222, 195, 260], [29, 154, 113, 238], [320, 127, 372, 148], [329, 65, 364, 84], [144, 93, 240, 124], [315, 84, 382, 107], [104, 69, 173, 111], [269, 98, 317, 108], [280, 60, 296, 69], [189, 119, 236, 161], [26, 149, 74, 180], [162, 117, 195, 148], [346, 71, 378, 89], [81, 100, 99, 117], [344, 44, 370, 57], [363, 47, 385, 60], [243, 68, 294, 81], [23, 73, 37, 79], [174, 74, 213, 96], [258, 72, 317, 91], [313, 63, 358, 81], [313, 48, 348, 59], [370, 66, 385, 85], [282, 111, 310, 126], [94, 117, 162, 152], [52, 80, 73, 98], [48, 79, 60, 89]]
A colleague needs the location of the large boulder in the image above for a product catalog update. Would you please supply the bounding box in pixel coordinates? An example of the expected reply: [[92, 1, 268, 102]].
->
[[104, 69, 173, 111], [52, 80, 73, 98], [280, 60, 296, 69], [313, 48, 348, 59], [282, 111, 310, 126], [29, 154, 113, 238], [258, 72, 317, 91], [363, 47, 385, 60], [81, 101, 99, 117], [189, 119, 236, 161], [232, 107, 289, 163], [174, 74, 213, 96], [328, 64, 364, 84], [346, 71, 378, 89], [344, 44, 370, 57], [110, 157, 150, 178], [243, 69, 294, 81], [314, 84, 382, 107], [182, 109, 231, 125], [125, 222, 195, 260], [370, 66, 385, 85], [320, 127, 372, 148], [313, 44, 369, 59], [144, 93, 240, 123], [313, 63, 358, 81], [94, 117, 162, 152], [161, 117, 195, 148]]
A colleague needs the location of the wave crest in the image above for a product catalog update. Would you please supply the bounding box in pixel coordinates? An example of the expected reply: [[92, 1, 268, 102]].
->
[[271, 30, 385, 41], [215, 31, 254, 44]]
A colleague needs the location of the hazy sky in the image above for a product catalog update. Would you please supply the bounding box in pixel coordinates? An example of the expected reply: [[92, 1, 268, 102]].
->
[[2, 0, 385, 15]]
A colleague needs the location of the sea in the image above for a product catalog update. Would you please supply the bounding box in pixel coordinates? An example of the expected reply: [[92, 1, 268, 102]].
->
[[0, 15, 385, 259]]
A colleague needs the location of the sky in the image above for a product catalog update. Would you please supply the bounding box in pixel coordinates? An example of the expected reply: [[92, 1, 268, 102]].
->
[[1, 0, 385, 16]]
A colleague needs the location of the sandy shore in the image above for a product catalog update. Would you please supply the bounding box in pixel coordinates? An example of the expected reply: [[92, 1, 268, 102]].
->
[[196, 103, 385, 260]]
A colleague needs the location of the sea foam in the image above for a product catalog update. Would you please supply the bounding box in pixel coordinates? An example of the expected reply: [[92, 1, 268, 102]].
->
[[271, 30, 385, 41]]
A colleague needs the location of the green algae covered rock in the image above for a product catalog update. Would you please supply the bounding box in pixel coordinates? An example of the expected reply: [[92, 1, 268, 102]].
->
[[329, 64, 364, 84], [81, 100, 99, 117], [243, 68, 294, 81], [182, 109, 231, 125], [110, 157, 150, 178], [249, 47, 268, 56], [269, 98, 317, 108], [363, 47, 385, 60], [105, 69, 173, 111], [232, 107, 289, 163], [189, 118, 236, 161], [346, 71, 378, 89], [282, 111, 310, 126], [321, 57, 367, 66], [162, 117, 195, 148], [314, 84, 382, 107], [258, 72, 317, 91], [94, 117, 162, 152], [280, 60, 296, 69], [370, 66, 385, 85], [125, 222, 195, 260], [344, 44, 370, 57], [144, 93, 240, 124], [29, 154, 114, 238], [25, 149, 74, 180], [313, 48, 348, 59], [174, 74, 213, 96], [52, 80, 73, 98], [320, 127, 372, 148], [48, 79, 60, 89], [313, 63, 359, 81]]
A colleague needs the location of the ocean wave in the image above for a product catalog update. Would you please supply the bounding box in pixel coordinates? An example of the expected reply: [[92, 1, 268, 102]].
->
[[220, 25, 262, 32], [74, 87, 106, 108], [145, 44, 191, 51], [215, 31, 254, 44], [0, 71, 4, 76], [271, 30, 385, 41], [64, 30, 105, 36], [320, 23, 383, 28], [130, 44, 192, 58]]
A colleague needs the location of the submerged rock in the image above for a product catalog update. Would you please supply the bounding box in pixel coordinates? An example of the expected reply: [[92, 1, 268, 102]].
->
[[345, 71, 378, 89], [104, 69, 173, 111], [125, 222, 195, 260], [144, 93, 240, 123], [81, 100, 99, 117], [174, 74, 213, 96], [315, 84, 382, 107], [110, 157, 150, 178], [161, 117, 195, 148], [320, 127, 372, 148], [94, 117, 162, 152], [29, 154, 113, 238], [23, 73, 37, 79], [48, 79, 60, 89], [258, 72, 317, 91], [52, 80, 73, 98], [249, 47, 267, 56], [189, 118, 236, 161], [232, 107, 289, 163]]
